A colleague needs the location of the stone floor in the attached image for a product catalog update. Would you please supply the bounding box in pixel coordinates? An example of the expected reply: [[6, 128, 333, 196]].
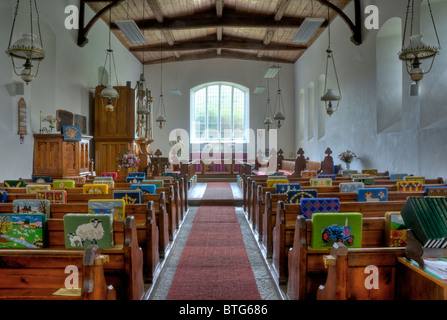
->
[[147, 183, 283, 300]]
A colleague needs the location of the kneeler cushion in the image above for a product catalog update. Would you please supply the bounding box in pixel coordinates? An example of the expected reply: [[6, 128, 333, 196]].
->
[[4, 180, 27, 188], [53, 180, 76, 188], [88, 199, 125, 220], [424, 186, 447, 197], [310, 178, 333, 187], [32, 176, 52, 183], [390, 173, 408, 180], [397, 181, 422, 192], [94, 177, 114, 182], [0, 213, 47, 248], [113, 190, 143, 204], [299, 198, 340, 219], [0, 191, 6, 203], [339, 182, 364, 193], [286, 189, 318, 204], [64, 214, 114, 249], [83, 184, 109, 194], [357, 188, 388, 202], [275, 183, 301, 194], [127, 176, 144, 184], [311, 212, 362, 249], [317, 174, 336, 181], [128, 172, 146, 179], [92, 180, 115, 189], [341, 170, 358, 177], [142, 180, 164, 188], [13, 199, 51, 218], [353, 177, 375, 185], [131, 184, 156, 194], [362, 169, 378, 176], [301, 171, 317, 179], [101, 172, 118, 180], [26, 184, 51, 194], [266, 179, 289, 188], [404, 176, 425, 185], [37, 190, 67, 204]]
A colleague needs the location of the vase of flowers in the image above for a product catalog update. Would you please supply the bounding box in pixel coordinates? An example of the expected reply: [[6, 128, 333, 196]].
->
[[42, 115, 57, 133], [116, 151, 141, 171], [338, 150, 358, 170]]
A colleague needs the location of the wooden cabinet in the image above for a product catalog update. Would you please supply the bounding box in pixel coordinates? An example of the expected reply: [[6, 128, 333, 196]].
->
[[33, 134, 92, 179], [93, 85, 151, 176]]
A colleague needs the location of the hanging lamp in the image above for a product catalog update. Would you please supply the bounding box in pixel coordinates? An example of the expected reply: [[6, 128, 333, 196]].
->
[[398, 0, 441, 94], [273, 69, 286, 129], [156, 40, 167, 129], [6, 0, 45, 85], [321, 6, 341, 116], [100, 7, 119, 113], [263, 79, 273, 131]]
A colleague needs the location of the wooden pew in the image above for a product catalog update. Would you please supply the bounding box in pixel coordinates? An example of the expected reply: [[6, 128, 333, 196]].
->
[[316, 243, 405, 300], [0, 244, 116, 300], [48, 216, 144, 300], [285, 214, 405, 300]]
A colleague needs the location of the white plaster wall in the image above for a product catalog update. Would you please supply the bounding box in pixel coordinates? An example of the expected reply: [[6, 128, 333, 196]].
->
[[144, 58, 296, 159], [294, 0, 447, 180], [0, 0, 141, 179]]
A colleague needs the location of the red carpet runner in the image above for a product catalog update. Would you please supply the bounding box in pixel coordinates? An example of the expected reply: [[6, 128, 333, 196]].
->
[[201, 182, 235, 200], [166, 183, 261, 300]]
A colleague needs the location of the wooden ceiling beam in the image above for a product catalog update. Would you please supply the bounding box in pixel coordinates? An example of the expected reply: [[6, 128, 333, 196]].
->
[[111, 9, 310, 31], [130, 36, 307, 52], [142, 50, 295, 65]]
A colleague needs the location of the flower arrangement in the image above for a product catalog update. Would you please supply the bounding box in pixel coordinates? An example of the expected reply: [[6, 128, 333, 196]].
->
[[338, 150, 358, 169], [42, 115, 57, 128], [116, 151, 141, 170]]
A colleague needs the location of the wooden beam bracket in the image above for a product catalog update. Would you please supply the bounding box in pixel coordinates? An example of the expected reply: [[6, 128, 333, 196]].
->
[[317, 0, 362, 46], [77, 0, 124, 47]]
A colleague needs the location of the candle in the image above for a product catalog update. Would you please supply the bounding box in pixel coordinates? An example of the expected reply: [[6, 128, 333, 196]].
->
[[40, 111, 42, 133]]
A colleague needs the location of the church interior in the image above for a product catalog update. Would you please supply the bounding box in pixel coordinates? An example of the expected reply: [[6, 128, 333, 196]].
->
[[0, 0, 447, 306]]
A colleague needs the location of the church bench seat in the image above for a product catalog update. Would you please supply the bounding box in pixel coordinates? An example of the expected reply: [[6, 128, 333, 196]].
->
[[316, 243, 405, 300], [0, 245, 116, 300]]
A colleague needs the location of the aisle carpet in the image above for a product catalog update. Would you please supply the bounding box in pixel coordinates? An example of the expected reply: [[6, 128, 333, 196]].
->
[[166, 204, 262, 300], [201, 182, 234, 200]]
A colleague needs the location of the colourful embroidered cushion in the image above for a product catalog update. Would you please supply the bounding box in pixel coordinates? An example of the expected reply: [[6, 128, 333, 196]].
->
[[361, 169, 378, 176], [25, 184, 51, 194], [63, 214, 114, 249], [299, 198, 340, 219], [113, 190, 143, 204], [92, 180, 115, 189], [0, 191, 7, 203], [126, 176, 145, 184], [88, 199, 125, 220], [404, 176, 425, 185], [0, 214, 47, 248], [37, 190, 67, 204], [83, 184, 109, 194], [424, 187, 447, 197], [352, 177, 375, 185], [128, 172, 146, 178], [53, 180, 76, 188], [275, 183, 301, 194], [357, 188, 388, 202], [32, 176, 52, 183], [311, 212, 362, 249], [4, 180, 26, 188], [390, 173, 408, 180], [12, 199, 50, 217], [142, 180, 164, 188], [384, 212, 407, 247], [266, 179, 289, 188], [317, 174, 336, 181], [94, 177, 114, 182], [351, 174, 370, 179], [310, 178, 333, 187], [163, 172, 180, 179], [286, 189, 318, 204], [396, 181, 423, 192], [301, 171, 317, 179], [64, 176, 86, 184], [101, 172, 118, 180], [341, 170, 358, 177], [130, 184, 156, 194], [339, 182, 364, 193]]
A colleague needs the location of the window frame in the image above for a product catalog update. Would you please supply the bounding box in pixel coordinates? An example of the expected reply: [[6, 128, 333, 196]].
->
[[190, 81, 250, 144]]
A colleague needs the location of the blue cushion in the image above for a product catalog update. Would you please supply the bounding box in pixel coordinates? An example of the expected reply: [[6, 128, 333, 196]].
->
[[128, 172, 146, 178], [424, 186, 447, 197], [299, 198, 340, 219], [126, 176, 144, 184], [130, 184, 156, 194], [287, 189, 318, 204], [0, 191, 7, 203], [275, 183, 301, 194], [357, 188, 388, 202], [317, 174, 336, 181]]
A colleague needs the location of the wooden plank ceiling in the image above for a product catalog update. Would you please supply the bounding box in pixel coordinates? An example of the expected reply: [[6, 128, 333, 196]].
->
[[86, 0, 352, 65]]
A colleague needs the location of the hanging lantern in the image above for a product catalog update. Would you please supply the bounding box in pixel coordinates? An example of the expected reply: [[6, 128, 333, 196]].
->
[[6, 1, 45, 85], [398, 0, 440, 92], [273, 71, 286, 129], [263, 80, 273, 131]]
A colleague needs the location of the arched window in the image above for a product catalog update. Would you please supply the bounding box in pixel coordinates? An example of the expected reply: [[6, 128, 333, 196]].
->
[[190, 82, 249, 143]]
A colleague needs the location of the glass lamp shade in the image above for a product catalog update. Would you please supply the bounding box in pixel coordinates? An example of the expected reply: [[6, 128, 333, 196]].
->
[[101, 85, 119, 112], [156, 115, 166, 129], [273, 111, 285, 128], [398, 34, 439, 61], [321, 89, 341, 116], [7, 33, 45, 61]]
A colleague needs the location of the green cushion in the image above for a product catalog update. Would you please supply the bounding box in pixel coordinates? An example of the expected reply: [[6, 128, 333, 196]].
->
[[63, 214, 114, 249]]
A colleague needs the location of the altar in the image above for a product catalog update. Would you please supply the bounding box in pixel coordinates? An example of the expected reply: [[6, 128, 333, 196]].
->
[[190, 152, 248, 174]]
